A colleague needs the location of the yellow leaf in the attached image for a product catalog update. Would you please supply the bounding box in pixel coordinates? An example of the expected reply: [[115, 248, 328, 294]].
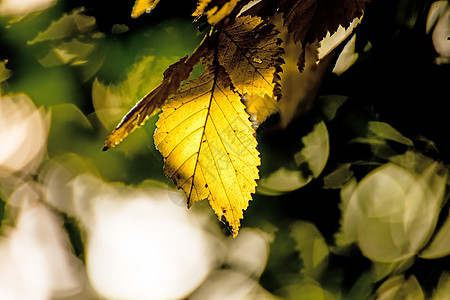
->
[[131, 0, 160, 18], [103, 16, 283, 150], [102, 16, 285, 235], [192, 0, 239, 25], [192, 0, 210, 17], [218, 16, 284, 99], [154, 62, 260, 237], [242, 94, 279, 127]]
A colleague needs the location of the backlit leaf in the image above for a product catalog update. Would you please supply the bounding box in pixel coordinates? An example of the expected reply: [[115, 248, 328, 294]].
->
[[217, 16, 284, 99], [132, 0, 161, 18], [154, 61, 260, 237], [192, 0, 239, 25], [242, 94, 279, 127], [103, 16, 283, 151], [103, 16, 283, 234], [280, 0, 365, 45], [279, 0, 365, 69]]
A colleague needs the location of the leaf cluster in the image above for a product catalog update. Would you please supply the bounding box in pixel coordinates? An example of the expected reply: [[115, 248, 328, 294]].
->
[[2, 0, 449, 298], [103, 0, 366, 236]]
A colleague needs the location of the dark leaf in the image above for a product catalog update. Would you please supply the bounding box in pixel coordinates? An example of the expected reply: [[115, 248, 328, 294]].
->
[[279, 0, 365, 70]]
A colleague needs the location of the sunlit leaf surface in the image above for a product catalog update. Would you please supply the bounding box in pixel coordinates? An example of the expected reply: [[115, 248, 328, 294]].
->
[[217, 16, 284, 99], [154, 63, 260, 237], [192, 0, 239, 25], [131, 0, 161, 18]]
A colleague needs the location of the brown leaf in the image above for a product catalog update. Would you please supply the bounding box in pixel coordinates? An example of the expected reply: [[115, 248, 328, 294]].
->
[[218, 15, 284, 100], [280, 0, 365, 70]]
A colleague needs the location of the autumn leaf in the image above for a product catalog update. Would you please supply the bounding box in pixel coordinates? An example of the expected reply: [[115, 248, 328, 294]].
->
[[103, 42, 207, 150], [242, 93, 279, 127], [103, 15, 283, 236], [131, 0, 161, 18], [154, 59, 260, 237], [279, 0, 365, 69], [151, 16, 282, 236], [193, 0, 240, 25], [217, 15, 284, 99], [103, 15, 283, 150]]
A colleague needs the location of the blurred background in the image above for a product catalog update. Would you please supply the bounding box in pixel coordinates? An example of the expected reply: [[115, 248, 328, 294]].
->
[[0, 0, 449, 299]]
